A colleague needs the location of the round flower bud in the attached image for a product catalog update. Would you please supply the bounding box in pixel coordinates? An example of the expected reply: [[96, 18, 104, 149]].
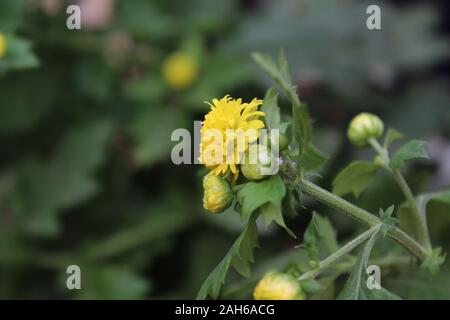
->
[[0, 33, 6, 58], [347, 113, 384, 147], [202, 174, 233, 213], [162, 52, 198, 90], [253, 271, 305, 300], [241, 145, 275, 181]]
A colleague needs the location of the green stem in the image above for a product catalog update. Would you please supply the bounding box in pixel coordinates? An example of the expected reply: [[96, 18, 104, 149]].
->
[[298, 179, 427, 262], [368, 138, 432, 251], [299, 225, 381, 280]]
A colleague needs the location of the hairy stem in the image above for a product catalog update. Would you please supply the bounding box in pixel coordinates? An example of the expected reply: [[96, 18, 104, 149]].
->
[[298, 178, 427, 262], [368, 138, 432, 251], [299, 225, 381, 280]]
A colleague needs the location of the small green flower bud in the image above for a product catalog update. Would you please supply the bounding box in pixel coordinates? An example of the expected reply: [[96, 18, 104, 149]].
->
[[347, 113, 384, 147], [253, 271, 305, 300], [241, 145, 275, 181], [202, 174, 233, 213]]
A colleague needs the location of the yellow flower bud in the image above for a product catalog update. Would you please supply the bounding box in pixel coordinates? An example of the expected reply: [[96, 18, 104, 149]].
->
[[162, 52, 198, 89], [253, 271, 304, 300], [0, 33, 7, 58], [241, 145, 275, 181], [347, 112, 384, 147], [202, 174, 233, 213]]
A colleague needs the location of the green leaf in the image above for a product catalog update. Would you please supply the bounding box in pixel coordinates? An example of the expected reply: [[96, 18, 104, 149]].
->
[[332, 161, 380, 197], [236, 175, 286, 223], [251, 52, 292, 89], [389, 140, 429, 169], [292, 102, 313, 160], [338, 230, 401, 300], [260, 87, 280, 131], [303, 212, 339, 260], [278, 48, 293, 84], [252, 51, 312, 160], [196, 214, 259, 299], [384, 128, 404, 149], [303, 144, 329, 172], [260, 202, 295, 238]]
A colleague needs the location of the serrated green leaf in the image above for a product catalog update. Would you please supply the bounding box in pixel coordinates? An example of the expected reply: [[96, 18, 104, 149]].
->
[[389, 140, 429, 169], [260, 202, 295, 238], [278, 48, 292, 84], [236, 175, 286, 223], [292, 102, 313, 160], [384, 128, 404, 149], [251, 52, 291, 88], [196, 214, 259, 299], [252, 51, 312, 161], [303, 212, 339, 260], [332, 161, 379, 197], [261, 87, 280, 130], [338, 230, 401, 300]]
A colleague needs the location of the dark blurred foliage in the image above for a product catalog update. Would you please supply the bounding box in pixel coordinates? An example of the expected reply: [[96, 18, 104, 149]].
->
[[0, 0, 449, 299]]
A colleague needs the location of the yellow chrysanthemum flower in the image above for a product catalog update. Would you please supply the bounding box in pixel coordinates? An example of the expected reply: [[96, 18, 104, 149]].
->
[[253, 271, 304, 300], [202, 174, 233, 213], [199, 95, 265, 178], [162, 52, 198, 89], [0, 33, 6, 58]]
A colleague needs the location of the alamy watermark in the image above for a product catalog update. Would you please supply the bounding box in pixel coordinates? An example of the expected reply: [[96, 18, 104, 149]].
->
[[366, 5, 381, 30], [66, 5, 81, 30], [66, 265, 81, 290]]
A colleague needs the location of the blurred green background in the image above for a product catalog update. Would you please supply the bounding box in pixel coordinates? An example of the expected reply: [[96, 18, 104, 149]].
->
[[0, 0, 449, 299]]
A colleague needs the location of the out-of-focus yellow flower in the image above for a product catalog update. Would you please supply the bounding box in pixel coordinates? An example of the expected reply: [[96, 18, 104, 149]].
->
[[202, 174, 233, 213], [162, 52, 198, 89], [347, 112, 384, 147], [0, 33, 7, 58], [253, 271, 304, 300], [199, 95, 265, 179]]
